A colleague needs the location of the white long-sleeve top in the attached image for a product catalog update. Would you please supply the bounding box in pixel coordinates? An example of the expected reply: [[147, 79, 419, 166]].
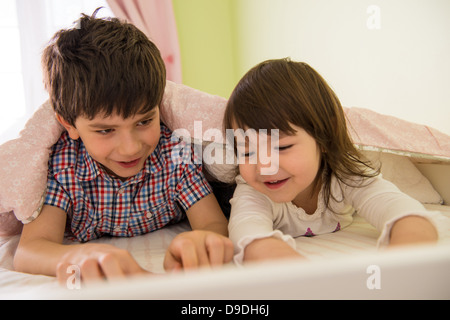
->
[[229, 174, 447, 264]]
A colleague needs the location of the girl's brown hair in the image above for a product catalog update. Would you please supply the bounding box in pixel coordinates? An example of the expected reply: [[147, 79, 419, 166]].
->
[[224, 58, 379, 208], [42, 8, 166, 126]]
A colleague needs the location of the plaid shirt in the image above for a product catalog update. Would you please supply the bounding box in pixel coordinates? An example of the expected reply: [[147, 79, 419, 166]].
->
[[44, 123, 212, 242]]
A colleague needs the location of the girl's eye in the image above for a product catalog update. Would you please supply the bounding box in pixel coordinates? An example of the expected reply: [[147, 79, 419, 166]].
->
[[237, 147, 255, 158], [277, 145, 293, 151]]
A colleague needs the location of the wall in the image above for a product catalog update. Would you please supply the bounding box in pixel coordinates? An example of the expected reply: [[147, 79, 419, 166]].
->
[[235, 0, 450, 135], [173, 0, 450, 135], [172, 0, 239, 99]]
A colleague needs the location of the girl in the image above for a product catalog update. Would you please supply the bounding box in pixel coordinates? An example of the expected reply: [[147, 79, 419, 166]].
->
[[224, 58, 442, 264]]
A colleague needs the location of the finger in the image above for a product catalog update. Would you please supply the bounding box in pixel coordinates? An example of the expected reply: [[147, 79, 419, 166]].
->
[[56, 261, 73, 287], [223, 238, 235, 263], [205, 234, 225, 267], [163, 252, 183, 272], [121, 258, 150, 276], [179, 239, 201, 269], [98, 253, 126, 280], [103, 250, 150, 278], [169, 236, 210, 269], [207, 236, 234, 266], [192, 246, 211, 268], [78, 259, 105, 284]]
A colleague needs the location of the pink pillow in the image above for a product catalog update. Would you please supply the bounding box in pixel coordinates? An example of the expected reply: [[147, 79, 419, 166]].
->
[[345, 107, 450, 161], [0, 101, 62, 235]]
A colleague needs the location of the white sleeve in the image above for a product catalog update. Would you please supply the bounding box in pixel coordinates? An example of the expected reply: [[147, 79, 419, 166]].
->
[[228, 180, 296, 265], [343, 176, 449, 246]]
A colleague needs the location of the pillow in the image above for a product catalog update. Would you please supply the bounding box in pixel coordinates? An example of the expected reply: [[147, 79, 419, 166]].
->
[[160, 81, 226, 139], [361, 150, 443, 204], [344, 106, 449, 205], [0, 101, 62, 234], [345, 107, 450, 162]]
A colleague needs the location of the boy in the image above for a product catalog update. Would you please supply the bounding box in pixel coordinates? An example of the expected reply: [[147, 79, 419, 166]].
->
[[13, 11, 233, 284]]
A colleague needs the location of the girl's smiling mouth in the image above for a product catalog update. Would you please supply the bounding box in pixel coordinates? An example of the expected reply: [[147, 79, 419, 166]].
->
[[263, 178, 289, 189]]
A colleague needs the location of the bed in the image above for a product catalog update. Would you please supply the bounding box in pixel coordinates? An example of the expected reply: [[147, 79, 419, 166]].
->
[[1, 81, 449, 300]]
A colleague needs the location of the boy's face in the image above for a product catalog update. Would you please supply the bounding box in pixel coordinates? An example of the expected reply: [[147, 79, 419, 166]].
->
[[57, 108, 161, 180]]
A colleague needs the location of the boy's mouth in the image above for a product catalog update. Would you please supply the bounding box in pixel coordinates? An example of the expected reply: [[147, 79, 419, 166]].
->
[[117, 158, 141, 168], [263, 178, 289, 189]]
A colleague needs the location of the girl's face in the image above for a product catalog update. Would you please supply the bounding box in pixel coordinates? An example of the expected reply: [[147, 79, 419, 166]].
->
[[236, 124, 322, 208]]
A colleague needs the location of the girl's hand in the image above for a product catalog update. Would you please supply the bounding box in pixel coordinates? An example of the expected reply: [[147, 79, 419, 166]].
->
[[243, 237, 302, 262], [163, 230, 234, 271], [56, 243, 149, 286], [389, 215, 438, 246]]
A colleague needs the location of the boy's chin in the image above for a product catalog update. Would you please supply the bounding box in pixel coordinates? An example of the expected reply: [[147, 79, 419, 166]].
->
[[100, 163, 141, 181]]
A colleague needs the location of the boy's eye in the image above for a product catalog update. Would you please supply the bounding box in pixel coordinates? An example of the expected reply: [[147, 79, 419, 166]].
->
[[96, 129, 114, 135], [138, 118, 153, 126]]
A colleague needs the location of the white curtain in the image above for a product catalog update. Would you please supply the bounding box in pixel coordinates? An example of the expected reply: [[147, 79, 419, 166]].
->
[[16, 0, 50, 116], [0, 0, 112, 144], [16, 0, 114, 113]]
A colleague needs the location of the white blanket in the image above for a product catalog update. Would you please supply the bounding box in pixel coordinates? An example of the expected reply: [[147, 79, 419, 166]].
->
[[1, 204, 450, 299]]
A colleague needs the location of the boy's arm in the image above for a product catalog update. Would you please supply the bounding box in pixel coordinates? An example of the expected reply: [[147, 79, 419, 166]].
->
[[14, 205, 147, 284], [186, 193, 228, 236], [164, 194, 233, 270], [14, 204, 68, 276]]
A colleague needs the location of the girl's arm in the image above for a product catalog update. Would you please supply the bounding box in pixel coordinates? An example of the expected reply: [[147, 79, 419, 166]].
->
[[14, 205, 147, 284], [389, 215, 438, 246], [186, 193, 229, 236], [228, 180, 300, 264], [346, 176, 439, 246], [243, 237, 301, 262]]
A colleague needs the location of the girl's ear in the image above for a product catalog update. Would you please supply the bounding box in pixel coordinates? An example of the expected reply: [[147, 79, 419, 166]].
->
[[55, 113, 80, 140]]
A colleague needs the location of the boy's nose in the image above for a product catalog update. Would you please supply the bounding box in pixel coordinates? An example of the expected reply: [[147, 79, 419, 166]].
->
[[117, 133, 142, 156]]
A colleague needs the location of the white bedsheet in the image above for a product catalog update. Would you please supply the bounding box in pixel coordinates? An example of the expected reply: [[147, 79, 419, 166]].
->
[[1, 205, 449, 299]]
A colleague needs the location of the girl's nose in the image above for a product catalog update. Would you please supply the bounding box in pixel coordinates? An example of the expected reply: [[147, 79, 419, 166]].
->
[[257, 159, 279, 176], [255, 133, 280, 175], [257, 150, 279, 176]]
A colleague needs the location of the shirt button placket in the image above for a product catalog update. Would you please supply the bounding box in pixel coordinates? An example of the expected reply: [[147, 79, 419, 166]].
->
[[114, 186, 126, 234]]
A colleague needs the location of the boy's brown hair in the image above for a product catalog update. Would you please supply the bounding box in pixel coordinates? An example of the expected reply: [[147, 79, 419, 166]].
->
[[42, 8, 166, 126], [224, 58, 379, 208]]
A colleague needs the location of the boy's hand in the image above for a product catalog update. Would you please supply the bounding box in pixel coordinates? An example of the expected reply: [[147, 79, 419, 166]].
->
[[163, 230, 234, 271], [56, 243, 149, 286]]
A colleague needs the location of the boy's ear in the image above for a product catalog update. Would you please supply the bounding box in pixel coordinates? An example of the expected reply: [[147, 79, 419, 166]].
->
[[55, 113, 80, 140]]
